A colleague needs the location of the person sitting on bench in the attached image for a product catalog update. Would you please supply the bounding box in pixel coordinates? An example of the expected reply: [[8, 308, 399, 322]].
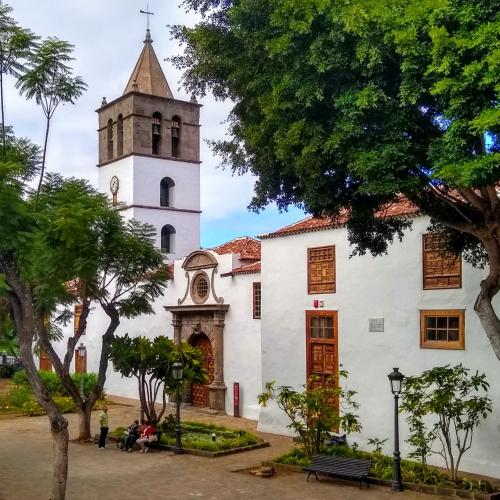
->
[[121, 419, 140, 452], [136, 421, 157, 453]]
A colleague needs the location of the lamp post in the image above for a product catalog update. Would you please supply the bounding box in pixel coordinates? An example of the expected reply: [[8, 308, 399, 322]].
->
[[388, 367, 404, 492], [77, 343, 87, 399], [172, 361, 184, 455]]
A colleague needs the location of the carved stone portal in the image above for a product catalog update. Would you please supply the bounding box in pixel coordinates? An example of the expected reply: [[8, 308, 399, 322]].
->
[[165, 304, 229, 412]]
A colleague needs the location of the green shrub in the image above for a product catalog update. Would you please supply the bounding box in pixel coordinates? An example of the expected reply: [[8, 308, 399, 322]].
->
[[12, 369, 28, 386], [0, 364, 21, 378], [157, 420, 260, 452], [12, 370, 101, 398], [20, 400, 45, 416], [4, 386, 33, 408], [110, 426, 128, 438], [273, 445, 492, 492]]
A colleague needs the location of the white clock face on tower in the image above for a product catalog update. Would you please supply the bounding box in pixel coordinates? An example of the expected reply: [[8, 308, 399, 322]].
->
[[110, 176, 120, 194]]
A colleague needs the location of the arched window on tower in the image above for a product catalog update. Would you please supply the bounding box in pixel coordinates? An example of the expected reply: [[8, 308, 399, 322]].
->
[[117, 114, 123, 156], [152, 112, 162, 155], [161, 224, 176, 254], [171, 115, 181, 157], [107, 119, 113, 160], [160, 177, 175, 207]]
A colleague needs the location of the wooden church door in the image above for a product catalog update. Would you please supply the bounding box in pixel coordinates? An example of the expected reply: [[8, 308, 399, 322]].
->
[[191, 334, 214, 407]]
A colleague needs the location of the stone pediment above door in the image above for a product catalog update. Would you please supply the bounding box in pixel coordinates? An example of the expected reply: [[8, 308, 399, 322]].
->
[[182, 250, 218, 271], [178, 250, 224, 306]]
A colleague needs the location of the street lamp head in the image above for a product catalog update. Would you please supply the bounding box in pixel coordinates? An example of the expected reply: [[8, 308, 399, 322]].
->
[[77, 343, 87, 356], [172, 362, 184, 381], [388, 367, 404, 395]]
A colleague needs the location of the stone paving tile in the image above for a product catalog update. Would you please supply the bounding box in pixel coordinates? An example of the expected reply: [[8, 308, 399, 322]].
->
[[0, 397, 448, 500]]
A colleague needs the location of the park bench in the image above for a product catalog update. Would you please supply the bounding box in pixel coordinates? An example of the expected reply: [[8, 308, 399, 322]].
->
[[144, 431, 163, 451], [305, 455, 372, 489]]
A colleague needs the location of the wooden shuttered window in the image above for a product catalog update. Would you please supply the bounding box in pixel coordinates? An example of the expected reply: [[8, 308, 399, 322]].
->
[[308, 246, 335, 294], [420, 310, 465, 350], [75, 349, 87, 373], [423, 234, 461, 290], [39, 351, 52, 371], [74, 305, 85, 336], [253, 282, 261, 319]]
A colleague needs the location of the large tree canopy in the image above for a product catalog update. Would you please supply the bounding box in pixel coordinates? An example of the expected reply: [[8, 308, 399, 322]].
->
[[172, 0, 500, 357]]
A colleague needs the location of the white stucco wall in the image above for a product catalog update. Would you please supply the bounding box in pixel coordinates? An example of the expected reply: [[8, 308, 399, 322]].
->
[[59, 250, 262, 421], [97, 155, 201, 261], [163, 252, 262, 420], [258, 216, 500, 479]]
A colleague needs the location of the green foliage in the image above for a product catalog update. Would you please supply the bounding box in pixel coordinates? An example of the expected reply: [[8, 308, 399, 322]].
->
[[367, 437, 387, 454], [275, 445, 492, 492], [156, 420, 259, 452], [172, 1, 500, 367], [0, 2, 38, 151], [2, 385, 32, 408], [258, 372, 361, 459], [12, 369, 100, 397], [401, 364, 492, 483], [172, 0, 499, 258], [109, 426, 127, 438], [109, 335, 206, 424], [19, 396, 106, 417]]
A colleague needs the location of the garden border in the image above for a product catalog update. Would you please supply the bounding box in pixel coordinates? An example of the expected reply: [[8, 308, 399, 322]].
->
[[262, 462, 500, 500], [157, 441, 269, 457]]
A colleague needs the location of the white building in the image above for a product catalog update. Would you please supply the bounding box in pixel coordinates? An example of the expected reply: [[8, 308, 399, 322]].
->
[[48, 31, 500, 479]]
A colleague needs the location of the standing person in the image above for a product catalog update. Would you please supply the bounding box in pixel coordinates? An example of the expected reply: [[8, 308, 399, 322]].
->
[[98, 406, 109, 449]]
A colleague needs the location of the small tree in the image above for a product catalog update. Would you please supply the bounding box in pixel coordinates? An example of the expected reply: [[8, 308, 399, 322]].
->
[[401, 365, 492, 483], [258, 372, 361, 459], [0, 1, 37, 154], [109, 334, 206, 424], [16, 37, 86, 202]]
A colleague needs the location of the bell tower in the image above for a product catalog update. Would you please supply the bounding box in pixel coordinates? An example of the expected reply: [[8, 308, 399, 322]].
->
[[96, 29, 201, 260]]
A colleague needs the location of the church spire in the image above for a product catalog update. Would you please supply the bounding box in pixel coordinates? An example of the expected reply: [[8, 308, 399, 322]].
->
[[123, 30, 173, 98]]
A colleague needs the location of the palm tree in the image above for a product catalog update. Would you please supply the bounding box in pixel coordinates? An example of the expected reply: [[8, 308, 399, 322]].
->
[[0, 1, 37, 156], [16, 37, 87, 205]]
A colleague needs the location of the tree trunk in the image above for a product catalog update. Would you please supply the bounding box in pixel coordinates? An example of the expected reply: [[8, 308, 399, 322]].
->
[[474, 237, 500, 361], [35, 116, 50, 206], [6, 268, 70, 500], [77, 402, 93, 441], [1, 70, 5, 156], [75, 306, 120, 441], [50, 415, 70, 500], [474, 276, 500, 361]]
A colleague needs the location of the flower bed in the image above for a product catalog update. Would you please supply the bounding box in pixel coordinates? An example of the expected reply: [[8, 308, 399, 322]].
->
[[158, 421, 262, 452], [274, 445, 494, 494]]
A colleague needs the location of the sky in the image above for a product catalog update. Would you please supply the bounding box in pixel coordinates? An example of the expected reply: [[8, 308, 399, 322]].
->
[[6, 0, 306, 248]]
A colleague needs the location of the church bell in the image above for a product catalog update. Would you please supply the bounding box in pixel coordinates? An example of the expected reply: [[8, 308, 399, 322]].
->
[[152, 123, 161, 136]]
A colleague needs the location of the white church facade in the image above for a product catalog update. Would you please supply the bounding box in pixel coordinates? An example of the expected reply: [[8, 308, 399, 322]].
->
[[48, 31, 500, 479]]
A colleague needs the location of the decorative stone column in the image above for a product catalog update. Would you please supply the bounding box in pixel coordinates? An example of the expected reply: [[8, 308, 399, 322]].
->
[[207, 309, 227, 411], [172, 313, 182, 344]]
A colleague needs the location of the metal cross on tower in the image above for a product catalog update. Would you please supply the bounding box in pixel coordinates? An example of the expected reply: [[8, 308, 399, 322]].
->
[[139, 4, 154, 31]]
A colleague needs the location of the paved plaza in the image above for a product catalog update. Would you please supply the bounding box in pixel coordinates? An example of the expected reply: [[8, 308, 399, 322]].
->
[[0, 397, 448, 500]]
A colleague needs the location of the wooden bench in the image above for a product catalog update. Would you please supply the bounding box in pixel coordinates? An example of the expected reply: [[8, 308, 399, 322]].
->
[[144, 431, 163, 451], [305, 455, 372, 489]]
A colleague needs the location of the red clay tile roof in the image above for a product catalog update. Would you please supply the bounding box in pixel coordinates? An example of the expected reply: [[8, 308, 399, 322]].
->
[[221, 261, 261, 277], [211, 236, 261, 260], [260, 197, 419, 239]]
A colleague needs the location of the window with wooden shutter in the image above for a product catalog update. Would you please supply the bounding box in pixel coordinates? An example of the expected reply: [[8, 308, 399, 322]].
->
[[39, 350, 52, 371], [74, 305, 85, 336], [420, 310, 465, 350], [423, 234, 461, 289], [253, 282, 261, 319], [308, 246, 335, 294]]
